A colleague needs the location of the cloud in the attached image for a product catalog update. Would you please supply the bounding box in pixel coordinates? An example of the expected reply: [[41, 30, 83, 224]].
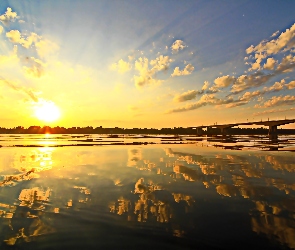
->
[[258, 95, 295, 108], [6, 30, 21, 42], [111, 59, 131, 73], [167, 103, 204, 113], [270, 30, 279, 38], [167, 94, 217, 113], [263, 79, 285, 92], [128, 105, 139, 111], [245, 23, 295, 73], [171, 40, 186, 53], [0, 25, 3, 34], [263, 57, 277, 70], [246, 22, 295, 57], [0, 7, 18, 25], [0, 76, 39, 102], [35, 39, 59, 58], [128, 55, 134, 61], [167, 94, 241, 113], [231, 72, 273, 93], [253, 107, 295, 116], [150, 55, 173, 71], [133, 55, 173, 88], [227, 79, 289, 106], [133, 57, 163, 88], [240, 90, 261, 101], [224, 101, 248, 108], [202, 81, 210, 91], [286, 80, 295, 89], [275, 54, 295, 73], [214, 75, 235, 88], [6, 30, 39, 49], [23, 57, 46, 78], [173, 90, 200, 102], [171, 64, 194, 77]]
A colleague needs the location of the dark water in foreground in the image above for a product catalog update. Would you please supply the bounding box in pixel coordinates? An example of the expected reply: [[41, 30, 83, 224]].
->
[[0, 135, 295, 249]]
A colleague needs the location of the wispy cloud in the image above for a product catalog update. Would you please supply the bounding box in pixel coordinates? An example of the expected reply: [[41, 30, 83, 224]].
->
[[173, 90, 201, 102], [0, 76, 39, 102], [167, 94, 241, 113], [253, 107, 295, 116], [23, 57, 46, 78]]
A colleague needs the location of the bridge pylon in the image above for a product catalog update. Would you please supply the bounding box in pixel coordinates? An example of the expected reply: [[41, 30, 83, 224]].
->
[[268, 125, 278, 140]]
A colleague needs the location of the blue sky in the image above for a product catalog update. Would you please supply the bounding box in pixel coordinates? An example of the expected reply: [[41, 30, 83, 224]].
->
[[0, 0, 295, 128]]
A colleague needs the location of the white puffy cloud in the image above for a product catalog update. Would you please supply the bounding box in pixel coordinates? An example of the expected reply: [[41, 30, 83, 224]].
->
[[263, 79, 285, 92], [171, 64, 194, 77], [6, 30, 59, 58], [275, 54, 295, 73], [246, 23, 295, 57], [111, 59, 131, 73], [263, 57, 277, 70], [6, 30, 21, 42], [240, 90, 261, 101], [6, 30, 39, 49], [214, 75, 235, 88], [133, 57, 163, 88], [171, 40, 186, 53], [0, 25, 3, 34], [231, 72, 273, 93], [260, 95, 295, 108], [286, 80, 295, 89], [150, 55, 173, 71], [202, 81, 210, 91], [128, 55, 174, 88], [0, 7, 18, 25]]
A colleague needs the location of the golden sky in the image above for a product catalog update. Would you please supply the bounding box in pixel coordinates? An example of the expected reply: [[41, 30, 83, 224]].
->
[[1, 1, 295, 128]]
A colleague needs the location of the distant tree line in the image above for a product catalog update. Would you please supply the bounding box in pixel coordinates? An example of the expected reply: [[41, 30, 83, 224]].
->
[[0, 125, 295, 135]]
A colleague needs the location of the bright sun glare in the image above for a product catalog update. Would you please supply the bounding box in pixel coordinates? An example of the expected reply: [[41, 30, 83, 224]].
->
[[34, 101, 61, 122]]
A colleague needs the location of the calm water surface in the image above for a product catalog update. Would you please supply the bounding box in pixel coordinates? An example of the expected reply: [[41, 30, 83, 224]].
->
[[0, 135, 295, 249]]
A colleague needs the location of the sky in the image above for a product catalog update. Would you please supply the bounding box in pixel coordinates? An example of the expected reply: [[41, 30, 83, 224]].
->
[[1, 0, 295, 129]]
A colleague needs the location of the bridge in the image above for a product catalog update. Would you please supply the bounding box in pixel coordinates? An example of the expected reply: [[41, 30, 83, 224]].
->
[[189, 118, 295, 139]]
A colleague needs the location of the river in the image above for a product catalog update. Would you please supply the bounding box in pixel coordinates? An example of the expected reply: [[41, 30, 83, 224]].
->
[[0, 134, 294, 249]]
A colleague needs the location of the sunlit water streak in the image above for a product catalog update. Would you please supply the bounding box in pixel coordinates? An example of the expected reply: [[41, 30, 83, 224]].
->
[[0, 135, 294, 249]]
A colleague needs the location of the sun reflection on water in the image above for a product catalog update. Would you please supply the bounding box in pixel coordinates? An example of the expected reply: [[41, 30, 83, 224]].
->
[[0, 145, 294, 248]]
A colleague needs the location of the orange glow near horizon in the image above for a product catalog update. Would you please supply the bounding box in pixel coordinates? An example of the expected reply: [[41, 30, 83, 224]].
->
[[34, 101, 61, 123]]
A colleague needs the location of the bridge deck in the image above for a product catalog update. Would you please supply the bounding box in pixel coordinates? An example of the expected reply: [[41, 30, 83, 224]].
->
[[188, 119, 295, 129]]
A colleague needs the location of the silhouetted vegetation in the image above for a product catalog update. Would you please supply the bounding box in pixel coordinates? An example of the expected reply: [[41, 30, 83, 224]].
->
[[0, 125, 295, 135]]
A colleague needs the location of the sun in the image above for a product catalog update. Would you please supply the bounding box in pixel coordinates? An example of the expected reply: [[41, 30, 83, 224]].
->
[[34, 101, 61, 123]]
